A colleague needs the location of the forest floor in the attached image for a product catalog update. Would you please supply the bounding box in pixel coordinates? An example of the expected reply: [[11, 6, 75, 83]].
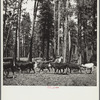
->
[[3, 67, 97, 86]]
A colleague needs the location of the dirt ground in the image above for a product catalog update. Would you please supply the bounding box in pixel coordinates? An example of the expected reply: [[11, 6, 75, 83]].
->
[[3, 67, 97, 86]]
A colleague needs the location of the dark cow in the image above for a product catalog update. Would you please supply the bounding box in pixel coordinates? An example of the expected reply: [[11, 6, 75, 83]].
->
[[67, 63, 82, 73], [37, 62, 51, 73], [49, 62, 68, 74], [3, 62, 17, 78], [3, 57, 20, 78], [16, 62, 35, 73]]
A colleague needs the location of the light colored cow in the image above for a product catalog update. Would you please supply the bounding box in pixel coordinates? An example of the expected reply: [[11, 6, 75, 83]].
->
[[54, 56, 63, 63], [81, 63, 94, 74]]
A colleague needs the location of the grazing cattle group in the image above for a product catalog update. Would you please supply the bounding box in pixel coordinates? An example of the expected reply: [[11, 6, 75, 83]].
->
[[3, 57, 95, 78]]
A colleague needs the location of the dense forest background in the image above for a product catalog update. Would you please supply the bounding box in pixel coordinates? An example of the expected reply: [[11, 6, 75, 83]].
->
[[3, 0, 97, 65]]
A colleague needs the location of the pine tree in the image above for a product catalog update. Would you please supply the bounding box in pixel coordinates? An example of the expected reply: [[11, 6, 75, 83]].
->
[[38, 0, 54, 60]]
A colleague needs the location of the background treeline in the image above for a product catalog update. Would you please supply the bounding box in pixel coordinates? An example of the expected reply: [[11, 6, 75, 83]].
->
[[3, 0, 97, 65]]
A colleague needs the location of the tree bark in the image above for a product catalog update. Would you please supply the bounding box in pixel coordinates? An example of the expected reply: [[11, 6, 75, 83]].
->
[[77, 5, 82, 64], [14, 20, 18, 65], [63, 0, 68, 63], [68, 30, 71, 62], [46, 37, 49, 60], [53, 0, 57, 59], [92, 0, 96, 56], [3, 0, 7, 33], [57, 0, 61, 56], [17, 0, 22, 61], [83, 20, 88, 63], [42, 37, 45, 58], [29, 0, 38, 61], [4, 25, 12, 56]]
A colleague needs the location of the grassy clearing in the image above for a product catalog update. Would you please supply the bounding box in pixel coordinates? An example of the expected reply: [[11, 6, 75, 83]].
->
[[3, 67, 97, 86]]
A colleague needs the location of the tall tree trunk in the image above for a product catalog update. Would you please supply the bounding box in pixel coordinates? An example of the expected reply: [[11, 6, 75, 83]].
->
[[68, 30, 71, 62], [92, 0, 96, 56], [42, 37, 45, 58], [3, 0, 7, 33], [83, 19, 88, 64], [22, 34, 24, 57], [17, 0, 22, 61], [4, 25, 12, 56], [69, 31, 71, 52], [69, 44, 72, 63], [75, 45, 78, 55], [29, 0, 38, 61], [53, 0, 57, 59], [46, 36, 49, 60], [63, 0, 68, 63], [14, 21, 18, 65], [17, 2, 20, 60], [13, 7, 18, 65], [77, 5, 82, 64], [82, 0, 87, 64], [24, 35, 26, 57], [92, 41, 95, 56], [86, 46, 89, 62], [57, 0, 61, 56]]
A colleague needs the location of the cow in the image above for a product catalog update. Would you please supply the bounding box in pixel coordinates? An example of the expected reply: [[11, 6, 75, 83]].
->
[[67, 63, 82, 74], [81, 63, 94, 74], [36, 62, 51, 73], [49, 62, 68, 74], [3, 62, 18, 78], [16, 62, 35, 73], [54, 56, 63, 63]]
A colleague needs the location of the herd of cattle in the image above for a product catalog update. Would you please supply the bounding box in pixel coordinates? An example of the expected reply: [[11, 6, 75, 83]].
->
[[3, 57, 95, 78]]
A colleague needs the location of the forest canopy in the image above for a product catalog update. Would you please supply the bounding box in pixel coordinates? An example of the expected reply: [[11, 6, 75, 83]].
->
[[3, 0, 97, 65]]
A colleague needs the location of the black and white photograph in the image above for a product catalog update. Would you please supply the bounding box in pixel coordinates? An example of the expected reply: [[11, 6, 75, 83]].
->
[[3, 0, 98, 86]]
